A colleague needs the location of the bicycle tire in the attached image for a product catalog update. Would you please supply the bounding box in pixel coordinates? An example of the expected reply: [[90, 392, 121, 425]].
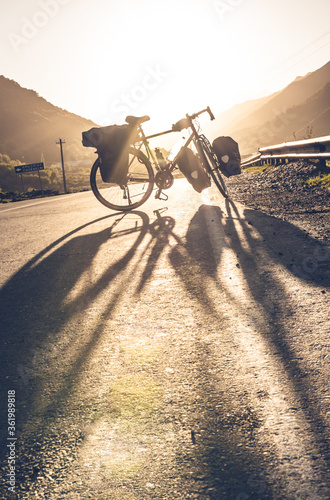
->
[[197, 136, 229, 198], [90, 147, 154, 211]]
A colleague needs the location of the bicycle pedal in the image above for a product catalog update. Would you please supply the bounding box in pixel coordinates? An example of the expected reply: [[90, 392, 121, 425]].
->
[[153, 207, 168, 217]]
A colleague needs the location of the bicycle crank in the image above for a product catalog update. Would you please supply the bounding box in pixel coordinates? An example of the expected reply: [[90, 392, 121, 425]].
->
[[155, 170, 174, 190]]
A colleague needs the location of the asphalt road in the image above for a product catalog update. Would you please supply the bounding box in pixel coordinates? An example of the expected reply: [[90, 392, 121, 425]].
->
[[0, 180, 329, 499]]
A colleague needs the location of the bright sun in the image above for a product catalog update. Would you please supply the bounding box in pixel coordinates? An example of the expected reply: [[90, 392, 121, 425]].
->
[[71, 0, 253, 132]]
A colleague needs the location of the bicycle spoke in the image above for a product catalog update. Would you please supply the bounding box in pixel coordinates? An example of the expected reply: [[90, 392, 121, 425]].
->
[[90, 147, 154, 211]]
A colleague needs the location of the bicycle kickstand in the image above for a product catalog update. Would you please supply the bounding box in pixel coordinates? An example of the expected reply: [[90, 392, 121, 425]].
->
[[155, 188, 168, 201]]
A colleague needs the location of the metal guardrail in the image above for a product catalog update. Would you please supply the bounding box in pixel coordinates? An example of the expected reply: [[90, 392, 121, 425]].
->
[[241, 135, 330, 168]]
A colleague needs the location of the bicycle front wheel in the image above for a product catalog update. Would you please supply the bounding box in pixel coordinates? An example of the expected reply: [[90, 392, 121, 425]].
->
[[90, 147, 154, 211], [198, 136, 229, 199]]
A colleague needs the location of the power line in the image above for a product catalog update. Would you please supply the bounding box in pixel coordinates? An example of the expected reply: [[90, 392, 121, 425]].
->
[[276, 30, 330, 69], [284, 41, 330, 73], [258, 29, 330, 81]]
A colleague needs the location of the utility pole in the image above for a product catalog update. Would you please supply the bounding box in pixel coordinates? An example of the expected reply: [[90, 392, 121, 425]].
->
[[56, 138, 67, 194], [20, 173, 25, 194]]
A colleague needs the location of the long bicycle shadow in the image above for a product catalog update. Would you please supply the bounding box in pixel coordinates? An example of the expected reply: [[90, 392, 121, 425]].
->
[[222, 198, 329, 428], [1, 201, 328, 498], [163, 201, 330, 498], [130, 203, 328, 497], [112, 211, 265, 496], [0, 211, 150, 486]]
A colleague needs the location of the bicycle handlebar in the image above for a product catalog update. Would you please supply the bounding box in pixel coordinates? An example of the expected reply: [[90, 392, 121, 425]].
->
[[172, 106, 215, 132], [145, 107, 216, 139], [190, 106, 215, 121], [207, 106, 215, 120]]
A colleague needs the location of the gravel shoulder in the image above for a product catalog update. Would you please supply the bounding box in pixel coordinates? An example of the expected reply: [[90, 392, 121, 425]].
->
[[225, 160, 330, 242]]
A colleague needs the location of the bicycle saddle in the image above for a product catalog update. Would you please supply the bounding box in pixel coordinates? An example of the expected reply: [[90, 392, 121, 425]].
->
[[125, 115, 150, 126]]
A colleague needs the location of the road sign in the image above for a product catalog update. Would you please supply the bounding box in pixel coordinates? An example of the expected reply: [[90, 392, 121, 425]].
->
[[15, 163, 45, 174]]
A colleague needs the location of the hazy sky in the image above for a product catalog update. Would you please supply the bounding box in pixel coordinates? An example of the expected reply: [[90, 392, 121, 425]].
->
[[1, 0, 330, 131]]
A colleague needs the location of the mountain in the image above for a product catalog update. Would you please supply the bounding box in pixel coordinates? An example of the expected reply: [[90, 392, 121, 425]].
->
[[213, 61, 330, 156], [0, 76, 97, 164], [1, 61, 329, 164], [213, 92, 280, 132]]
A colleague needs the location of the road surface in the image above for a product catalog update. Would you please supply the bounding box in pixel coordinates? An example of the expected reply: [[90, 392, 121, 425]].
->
[[0, 180, 329, 499]]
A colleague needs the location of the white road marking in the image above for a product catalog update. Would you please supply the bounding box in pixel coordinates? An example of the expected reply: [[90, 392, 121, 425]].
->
[[0, 191, 89, 213]]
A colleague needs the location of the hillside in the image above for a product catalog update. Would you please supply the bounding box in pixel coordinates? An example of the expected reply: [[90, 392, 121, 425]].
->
[[213, 61, 330, 156], [214, 93, 280, 132], [233, 81, 330, 155], [1, 61, 329, 164], [0, 76, 97, 164]]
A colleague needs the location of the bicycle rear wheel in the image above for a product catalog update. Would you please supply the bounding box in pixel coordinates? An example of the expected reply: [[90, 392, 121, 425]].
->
[[90, 147, 154, 211], [198, 136, 229, 198]]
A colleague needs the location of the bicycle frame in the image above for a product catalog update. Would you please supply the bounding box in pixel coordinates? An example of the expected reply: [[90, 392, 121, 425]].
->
[[133, 106, 216, 175], [89, 106, 227, 211]]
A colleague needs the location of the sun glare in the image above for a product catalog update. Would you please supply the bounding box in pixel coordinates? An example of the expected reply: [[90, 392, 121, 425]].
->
[[2, 0, 329, 135], [73, 0, 241, 129], [38, 0, 262, 131]]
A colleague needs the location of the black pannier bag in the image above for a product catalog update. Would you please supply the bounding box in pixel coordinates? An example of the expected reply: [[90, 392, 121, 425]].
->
[[177, 148, 211, 193], [212, 136, 241, 177], [82, 124, 136, 185]]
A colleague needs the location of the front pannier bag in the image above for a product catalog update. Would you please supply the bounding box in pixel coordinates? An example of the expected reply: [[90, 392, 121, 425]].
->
[[82, 124, 135, 185], [177, 148, 211, 193], [212, 136, 241, 177]]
